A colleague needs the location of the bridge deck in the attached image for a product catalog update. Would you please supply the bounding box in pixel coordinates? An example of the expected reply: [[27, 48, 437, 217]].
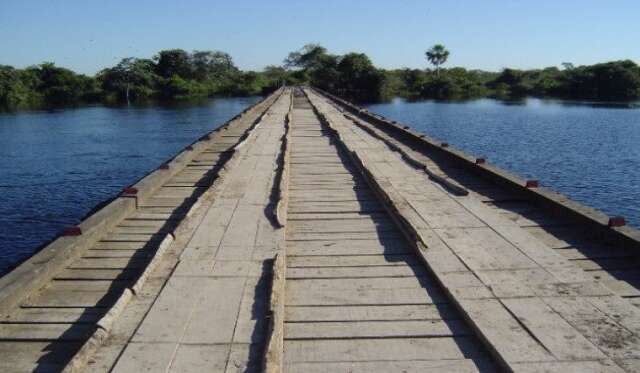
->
[[282, 94, 496, 371], [1, 87, 640, 372]]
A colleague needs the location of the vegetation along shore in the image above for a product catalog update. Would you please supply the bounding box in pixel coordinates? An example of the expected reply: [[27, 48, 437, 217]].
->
[[1, 44, 639, 110]]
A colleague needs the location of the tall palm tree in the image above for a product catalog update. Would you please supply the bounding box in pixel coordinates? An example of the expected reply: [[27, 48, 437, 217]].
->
[[425, 44, 450, 77]]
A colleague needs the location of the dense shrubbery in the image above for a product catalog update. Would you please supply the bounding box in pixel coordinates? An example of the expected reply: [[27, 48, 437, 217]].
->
[[283, 45, 385, 102], [0, 63, 100, 109], [1, 45, 639, 110], [383, 68, 494, 100], [0, 49, 281, 110], [479, 61, 640, 101], [283, 44, 640, 102]]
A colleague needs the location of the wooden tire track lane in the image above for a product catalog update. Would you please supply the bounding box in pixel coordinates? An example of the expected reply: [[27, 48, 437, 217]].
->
[[88, 89, 292, 373], [280, 90, 497, 372], [305, 88, 640, 373], [0, 89, 286, 373]]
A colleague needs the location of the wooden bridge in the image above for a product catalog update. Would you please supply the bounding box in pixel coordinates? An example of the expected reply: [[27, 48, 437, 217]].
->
[[1, 87, 640, 372]]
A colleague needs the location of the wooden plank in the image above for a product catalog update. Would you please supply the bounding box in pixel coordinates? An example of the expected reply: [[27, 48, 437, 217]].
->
[[2, 308, 103, 323], [219, 204, 262, 247], [407, 198, 485, 229], [284, 319, 469, 339], [435, 227, 537, 272], [287, 231, 402, 241], [111, 342, 177, 372], [587, 295, 640, 335], [284, 359, 494, 373], [21, 289, 117, 308], [47, 279, 129, 292], [181, 277, 245, 344], [287, 254, 418, 267], [0, 323, 95, 341], [69, 257, 147, 270], [287, 212, 387, 220], [0, 341, 82, 372], [288, 201, 382, 213], [455, 298, 553, 363], [543, 296, 640, 360], [285, 304, 458, 322], [101, 233, 165, 243], [287, 239, 411, 256], [286, 287, 446, 306], [93, 241, 158, 251], [283, 337, 483, 363], [288, 219, 395, 233], [138, 197, 190, 208], [55, 268, 139, 281], [170, 344, 230, 372], [286, 265, 427, 279], [502, 297, 607, 360], [187, 201, 237, 248], [118, 219, 169, 228], [82, 249, 152, 259], [132, 277, 245, 344], [110, 226, 170, 235], [287, 276, 432, 291], [510, 360, 626, 373]]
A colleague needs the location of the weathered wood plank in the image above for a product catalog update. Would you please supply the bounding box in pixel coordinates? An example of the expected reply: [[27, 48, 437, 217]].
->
[[283, 337, 484, 363], [286, 265, 427, 279], [285, 304, 458, 322], [284, 319, 469, 339], [284, 359, 494, 373]]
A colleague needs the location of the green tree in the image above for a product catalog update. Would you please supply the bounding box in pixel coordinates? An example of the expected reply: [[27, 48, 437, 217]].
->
[[558, 60, 640, 100], [191, 51, 238, 81], [155, 49, 192, 79], [335, 53, 385, 102], [0, 66, 32, 108], [284, 44, 329, 70], [99, 58, 156, 104], [34, 62, 92, 105], [425, 44, 450, 76], [488, 68, 530, 97]]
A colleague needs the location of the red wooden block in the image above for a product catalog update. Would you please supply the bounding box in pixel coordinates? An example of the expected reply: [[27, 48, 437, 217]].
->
[[62, 226, 82, 236], [122, 187, 138, 195], [608, 216, 626, 227], [525, 180, 539, 188], [159, 164, 170, 170], [475, 158, 486, 164]]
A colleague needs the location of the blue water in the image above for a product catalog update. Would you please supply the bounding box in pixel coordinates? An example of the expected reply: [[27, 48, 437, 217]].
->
[[366, 98, 640, 229], [0, 97, 260, 274]]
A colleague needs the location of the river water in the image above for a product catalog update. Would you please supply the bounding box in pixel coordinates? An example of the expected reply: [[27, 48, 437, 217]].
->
[[0, 97, 260, 274], [366, 97, 640, 230], [0, 96, 638, 274]]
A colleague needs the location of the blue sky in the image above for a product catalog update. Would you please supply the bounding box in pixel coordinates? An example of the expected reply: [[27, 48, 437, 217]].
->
[[1, 0, 639, 75]]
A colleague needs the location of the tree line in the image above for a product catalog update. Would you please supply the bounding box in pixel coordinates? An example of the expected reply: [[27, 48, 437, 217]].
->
[[0, 49, 284, 110], [1, 45, 640, 110], [282, 44, 640, 102]]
